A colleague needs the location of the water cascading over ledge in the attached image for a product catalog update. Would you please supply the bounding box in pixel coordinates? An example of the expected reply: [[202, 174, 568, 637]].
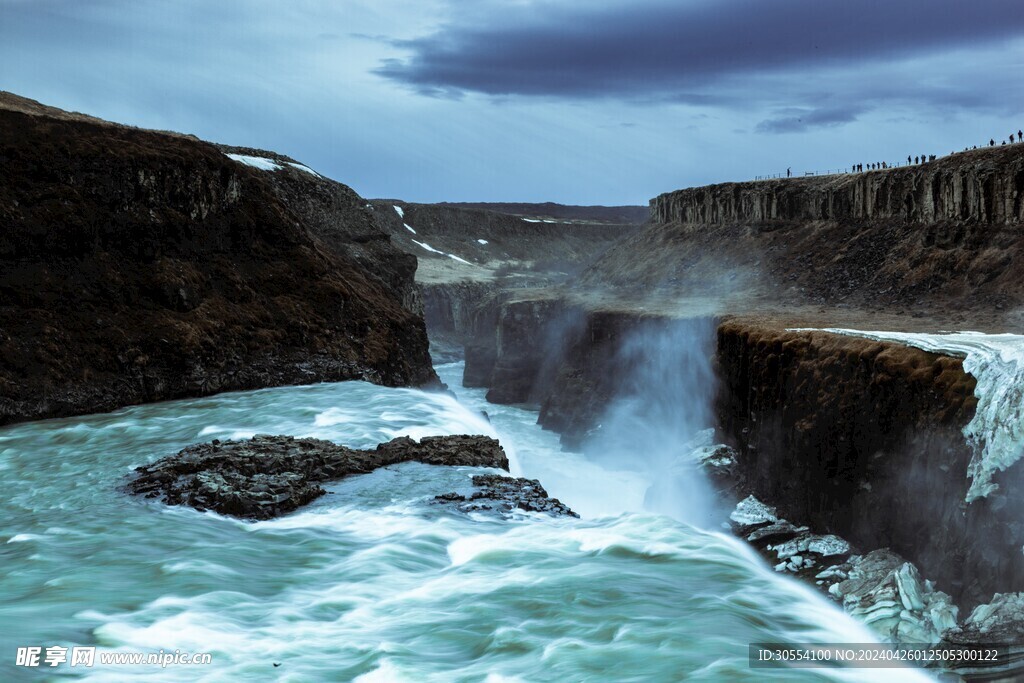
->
[[715, 320, 1024, 608]]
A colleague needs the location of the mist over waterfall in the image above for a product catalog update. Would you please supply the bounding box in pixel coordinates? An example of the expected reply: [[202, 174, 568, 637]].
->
[[581, 317, 724, 525]]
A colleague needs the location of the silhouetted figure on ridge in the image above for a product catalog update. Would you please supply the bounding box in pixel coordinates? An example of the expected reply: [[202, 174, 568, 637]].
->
[[787, 167, 791, 178], [914, 156, 919, 164], [907, 155, 911, 165], [990, 139, 996, 146], [1018, 130, 1022, 142]]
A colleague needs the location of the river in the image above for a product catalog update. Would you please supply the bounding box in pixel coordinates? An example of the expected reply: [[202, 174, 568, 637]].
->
[[0, 361, 927, 681]]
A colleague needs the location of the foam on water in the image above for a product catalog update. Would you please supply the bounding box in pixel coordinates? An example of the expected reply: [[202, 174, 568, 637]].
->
[[0, 363, 930, 681], [819, 329, 1024, 502]]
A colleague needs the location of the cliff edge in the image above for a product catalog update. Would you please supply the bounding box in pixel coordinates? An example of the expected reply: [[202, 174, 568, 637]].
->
[[582, 144, 1024, 327], [0, 92, 437, 425]]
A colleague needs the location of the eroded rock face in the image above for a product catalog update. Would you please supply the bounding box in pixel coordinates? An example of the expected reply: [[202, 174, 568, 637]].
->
[[0, 93, 436, 426], [712, 321, 1024, 607], [126, 434, 509, 520], [652, 146, 1024, 226], [583, 145, 1024, 314], [434, 474, 578, 518]]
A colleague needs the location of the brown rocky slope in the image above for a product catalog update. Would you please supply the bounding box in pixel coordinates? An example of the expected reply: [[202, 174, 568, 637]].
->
[[581, 144, 1024, 325], [0, 93, 436, 426]]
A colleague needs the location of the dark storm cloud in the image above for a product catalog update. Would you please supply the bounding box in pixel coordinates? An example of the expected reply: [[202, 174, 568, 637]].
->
[[378, 0, 1024, 108], [755, 106, 866, 134]]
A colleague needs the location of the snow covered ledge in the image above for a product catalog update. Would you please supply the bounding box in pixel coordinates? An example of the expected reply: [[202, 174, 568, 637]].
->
[[225, 153, 321, 177]]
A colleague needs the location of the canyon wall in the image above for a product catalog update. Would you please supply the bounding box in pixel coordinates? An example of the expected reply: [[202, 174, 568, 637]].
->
[[583, 145, 1024, 317], [652, 146, 1024, 226], [716, 321, 1024, 608], [0, 94, 436, 425]]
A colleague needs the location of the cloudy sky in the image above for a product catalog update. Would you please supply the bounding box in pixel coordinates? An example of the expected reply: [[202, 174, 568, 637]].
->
[[2, 0, 1021, 204]]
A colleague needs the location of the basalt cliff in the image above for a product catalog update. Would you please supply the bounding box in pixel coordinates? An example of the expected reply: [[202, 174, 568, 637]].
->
[[0, 93, 436, 425]]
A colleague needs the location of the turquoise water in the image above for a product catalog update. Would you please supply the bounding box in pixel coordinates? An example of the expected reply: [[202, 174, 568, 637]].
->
[[0, 362, 927, 681]]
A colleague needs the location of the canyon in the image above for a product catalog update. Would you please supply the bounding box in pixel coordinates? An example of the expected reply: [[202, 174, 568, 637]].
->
[[419, 143, 1024, 662], [5, 91, 1024, 676]]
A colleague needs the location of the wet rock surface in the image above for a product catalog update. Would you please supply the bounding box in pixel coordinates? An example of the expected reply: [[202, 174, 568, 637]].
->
[[724, 494, 1024, 679], [434, 474, 578, 519], [126, 434, 509, 520], [830, 549, 959, 644]]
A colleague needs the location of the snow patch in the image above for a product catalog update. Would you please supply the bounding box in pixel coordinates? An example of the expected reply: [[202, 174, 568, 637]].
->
[[411, 239, 443, 255], [411, 240, 472, 265], [805, 329, 1024, 503], [393, 205, 404, 218], [403, 224, 417, 234], [522, 218, 541, 223], [225, 154, 282, 172], [286, 161, 320, 177], [477, 239, 488, 245]]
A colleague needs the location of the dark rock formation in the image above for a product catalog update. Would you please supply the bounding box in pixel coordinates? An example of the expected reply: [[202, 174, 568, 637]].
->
[[0, 93, 436, 426], [420, 280, 504, 363], [460, 294, 584, 404], [714, 320, 1024, 608], [652, 146, 1024, 226], [126, 434, 509, 520], [583, 145, 1024, 318], [434, 474, 578, 518]]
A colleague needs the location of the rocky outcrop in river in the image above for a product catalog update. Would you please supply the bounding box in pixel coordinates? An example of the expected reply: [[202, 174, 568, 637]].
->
[[127, 434, 509, 519], [0, 93, 436, 426], [434, 474, 578, 518]]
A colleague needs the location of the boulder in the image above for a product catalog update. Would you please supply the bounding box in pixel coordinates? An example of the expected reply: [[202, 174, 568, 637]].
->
[[434, 474, 578, 519]]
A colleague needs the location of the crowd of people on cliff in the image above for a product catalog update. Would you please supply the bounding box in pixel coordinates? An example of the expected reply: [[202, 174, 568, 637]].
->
[[849, 129, 1023, 174], [763, 129, 1022, 181]]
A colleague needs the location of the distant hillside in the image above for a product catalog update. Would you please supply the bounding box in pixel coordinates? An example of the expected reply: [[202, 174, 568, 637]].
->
[[428, 202, 649, 225], [579, 143, 1024, 325], [369, 200, 638, 284]]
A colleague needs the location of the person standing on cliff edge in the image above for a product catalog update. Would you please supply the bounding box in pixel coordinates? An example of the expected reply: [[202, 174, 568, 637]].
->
[[787, 167, 791, 178], [1018, 130, 1022, 142]]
